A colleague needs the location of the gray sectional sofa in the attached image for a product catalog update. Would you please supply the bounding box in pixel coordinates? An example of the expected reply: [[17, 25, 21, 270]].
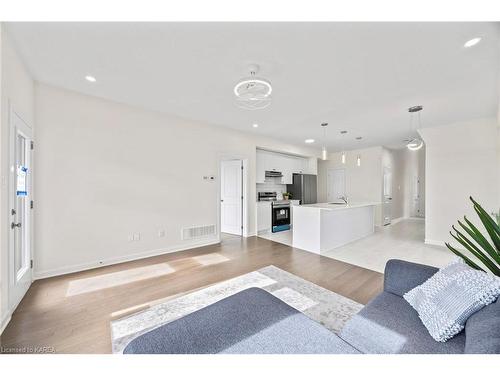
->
[[124, 259, 500, 354]]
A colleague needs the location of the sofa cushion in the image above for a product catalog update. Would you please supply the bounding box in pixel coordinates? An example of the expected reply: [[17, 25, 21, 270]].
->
[[464, 297, 500, 354], [404, 259, 500, 342], [339, 291, 465, 354], [123, 287, 360, 354]]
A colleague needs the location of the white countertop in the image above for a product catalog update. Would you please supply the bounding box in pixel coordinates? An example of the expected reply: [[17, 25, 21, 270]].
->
[[296, 202, 380, 211]]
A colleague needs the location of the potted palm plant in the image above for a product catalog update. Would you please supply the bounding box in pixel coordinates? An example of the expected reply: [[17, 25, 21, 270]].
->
[[445, 197, 500, 276], [282, 192, 292, 201]]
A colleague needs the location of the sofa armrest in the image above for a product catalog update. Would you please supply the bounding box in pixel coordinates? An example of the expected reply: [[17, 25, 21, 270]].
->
[[384, 259, 439, 297]]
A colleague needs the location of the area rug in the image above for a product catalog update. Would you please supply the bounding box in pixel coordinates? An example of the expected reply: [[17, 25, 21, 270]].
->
[[110, 265, 363, 353]]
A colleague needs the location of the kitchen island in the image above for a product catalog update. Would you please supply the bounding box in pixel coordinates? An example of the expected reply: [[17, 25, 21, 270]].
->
[[292, 202, 378, 254]]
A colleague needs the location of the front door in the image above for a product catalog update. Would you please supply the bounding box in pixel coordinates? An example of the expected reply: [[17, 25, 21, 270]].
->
[[220, 160, 242, 235], [9, 109, 33, 311], [383, 167, 392, 225]]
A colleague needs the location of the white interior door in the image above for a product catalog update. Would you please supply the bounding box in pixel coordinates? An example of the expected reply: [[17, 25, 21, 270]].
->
[[383, 167, 392, 225], [412, 174, 425, 218], [220, 160, 242, 235], [327, 169, 345, 202], [9, 110, 33, 311]]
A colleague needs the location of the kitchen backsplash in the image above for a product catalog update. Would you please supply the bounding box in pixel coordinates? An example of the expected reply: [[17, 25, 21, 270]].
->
[[257, 179, 288, 199]]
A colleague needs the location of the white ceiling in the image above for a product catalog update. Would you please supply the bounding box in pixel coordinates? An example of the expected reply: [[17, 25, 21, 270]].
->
[[5, 22, 500, 150]]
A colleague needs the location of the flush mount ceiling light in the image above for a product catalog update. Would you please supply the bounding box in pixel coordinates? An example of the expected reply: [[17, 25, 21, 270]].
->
[[234, 64, 272, 110], [305, 139, 315, 144], [464, 37, 482, 48], [321, 123, 328, 161], [405, 105, 424, 151], [85, 75, 96, 82]]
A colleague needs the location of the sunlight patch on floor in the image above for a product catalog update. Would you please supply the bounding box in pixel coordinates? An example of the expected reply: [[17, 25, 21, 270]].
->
[[66, 263, 175, 296], [192, 253, 230, 266]]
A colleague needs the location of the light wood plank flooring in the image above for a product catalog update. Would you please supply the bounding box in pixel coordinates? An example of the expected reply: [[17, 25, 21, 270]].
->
[[0, 235, 383, 353]]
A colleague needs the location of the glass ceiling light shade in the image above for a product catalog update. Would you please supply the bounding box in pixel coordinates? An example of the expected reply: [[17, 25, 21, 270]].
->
[[321, 123, 328, 160], [322, 146, 328, 161], [234, 64, 272, 110], [406, 106, 424, 151], [407, 139, 424, 151], [340, 130, 348, 164]]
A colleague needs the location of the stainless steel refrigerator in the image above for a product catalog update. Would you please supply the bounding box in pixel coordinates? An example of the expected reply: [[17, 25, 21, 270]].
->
[[286, 173, 317, 204]]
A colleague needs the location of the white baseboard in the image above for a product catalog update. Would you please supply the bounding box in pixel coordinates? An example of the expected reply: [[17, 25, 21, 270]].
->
[[390, 217, 406, 225], [244, 231, 257, 238], [1, 312, 12, 335], [34, 238, 221, 280], [425, 238, 446, 247]]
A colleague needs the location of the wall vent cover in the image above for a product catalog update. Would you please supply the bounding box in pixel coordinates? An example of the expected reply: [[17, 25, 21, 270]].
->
[[182, 225, 216, 240]]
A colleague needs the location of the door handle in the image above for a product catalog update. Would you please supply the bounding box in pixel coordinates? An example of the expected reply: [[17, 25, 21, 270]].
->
[[11, 222, 21, 229]]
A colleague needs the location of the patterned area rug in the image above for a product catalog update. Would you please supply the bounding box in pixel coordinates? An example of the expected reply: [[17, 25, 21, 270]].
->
[[110, 265, 363, 353]]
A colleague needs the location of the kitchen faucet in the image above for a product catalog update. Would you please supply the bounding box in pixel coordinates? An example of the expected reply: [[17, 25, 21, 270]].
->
[[340, 195, 348, 205]]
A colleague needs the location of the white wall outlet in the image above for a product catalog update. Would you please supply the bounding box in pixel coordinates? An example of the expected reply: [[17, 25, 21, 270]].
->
[[158, 229, 166, 238], [133, 232, 141, 241]]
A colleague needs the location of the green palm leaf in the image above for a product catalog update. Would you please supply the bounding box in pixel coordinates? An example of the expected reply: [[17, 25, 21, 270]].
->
[[450, 230, 500, 274], [470, 196, 500, 238], [471, 203, 500, 253], [445, 242, 484, 271], [446, 198, 500, 276], [459, 217, 499, 263]]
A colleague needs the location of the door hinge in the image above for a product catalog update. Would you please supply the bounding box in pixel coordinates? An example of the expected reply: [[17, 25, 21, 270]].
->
[[241, 166, 243, 170], [30, 141, 34, 150], [30, 259, 33, 269], [30, 200, 34, 209]]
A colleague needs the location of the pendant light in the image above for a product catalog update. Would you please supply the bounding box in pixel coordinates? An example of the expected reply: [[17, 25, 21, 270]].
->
[[340, 130, 347, 164], [321, 123, 328, 160], [234, 64, 272, 110], [406, 106, 424, 151], [355, 136, 362, 167]]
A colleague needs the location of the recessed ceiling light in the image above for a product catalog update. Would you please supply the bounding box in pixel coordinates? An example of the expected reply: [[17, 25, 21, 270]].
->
[[464, 37, 481, 48], [355, 136, 363, 140], [305, 139, 315, 144], [85, 75, 97, 82], [252, 123, 259, 128]]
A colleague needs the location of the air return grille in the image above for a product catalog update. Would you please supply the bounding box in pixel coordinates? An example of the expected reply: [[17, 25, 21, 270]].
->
[[182, 225, 216, 240]]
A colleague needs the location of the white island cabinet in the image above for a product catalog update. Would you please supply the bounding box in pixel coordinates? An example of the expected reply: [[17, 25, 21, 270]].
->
[[292, 203, 377, 254]]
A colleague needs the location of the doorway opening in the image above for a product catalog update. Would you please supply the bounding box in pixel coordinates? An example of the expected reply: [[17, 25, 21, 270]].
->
[[219, 159, 247, 239]]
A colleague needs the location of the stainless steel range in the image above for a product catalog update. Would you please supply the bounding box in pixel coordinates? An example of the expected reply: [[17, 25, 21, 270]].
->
[[258, 192, 291, 233], [271, 200, 291, 233]]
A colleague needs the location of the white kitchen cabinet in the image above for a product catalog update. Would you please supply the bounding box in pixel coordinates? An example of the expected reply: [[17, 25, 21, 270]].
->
[[257, 201, 272, 233], [256, 149, 316, 185], [256, 151, 267, 183], [307, 157, 318, 175], [281, 155, 295, 184]]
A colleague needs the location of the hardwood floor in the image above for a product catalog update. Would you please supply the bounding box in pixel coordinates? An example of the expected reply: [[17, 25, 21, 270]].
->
[[0, 235, 383, 354]]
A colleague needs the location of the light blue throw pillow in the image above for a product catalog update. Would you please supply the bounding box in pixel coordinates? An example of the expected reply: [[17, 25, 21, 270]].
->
[[404, 258, 500, 342]]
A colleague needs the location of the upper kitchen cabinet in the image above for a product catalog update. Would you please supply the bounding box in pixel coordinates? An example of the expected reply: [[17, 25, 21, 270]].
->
[[256, 149, 317, 184]]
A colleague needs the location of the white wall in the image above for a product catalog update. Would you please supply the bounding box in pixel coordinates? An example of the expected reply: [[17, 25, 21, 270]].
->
[[34, 83, 319, 278], [420, 117, 499, 246], [0, 27, 35, 332], [318, 146, 383, 224]]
